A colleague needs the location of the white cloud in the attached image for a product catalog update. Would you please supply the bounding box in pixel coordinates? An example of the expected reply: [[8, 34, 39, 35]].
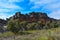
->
[[0, 0, 24, 3], [48, 10, 60, 19], [0, 1, 22, 9], [0, 0, 24, 10], [0, 4, 21, 9], [30, 0, 60, 9], [0, 0, 23, 11], [30, 0, 57, 4], [43, 3, 60, 11], [0, 9, 11, 12], [8, 0, 24, 2], [0, 13, 12, 19], [0, 0, 24, 19], [30, 0, 60, 19]]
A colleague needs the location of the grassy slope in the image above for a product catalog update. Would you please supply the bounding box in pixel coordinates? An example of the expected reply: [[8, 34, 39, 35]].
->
[[0, 27, 60, 40]]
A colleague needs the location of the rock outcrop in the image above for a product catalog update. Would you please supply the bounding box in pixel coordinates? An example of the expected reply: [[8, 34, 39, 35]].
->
[[0, 19, 7, 33], [8, 12, 57, 24]]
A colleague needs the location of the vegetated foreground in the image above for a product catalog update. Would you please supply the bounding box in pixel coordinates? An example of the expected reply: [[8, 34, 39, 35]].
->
[[0, 27, 60, 40], [0, 12, 60, 40]]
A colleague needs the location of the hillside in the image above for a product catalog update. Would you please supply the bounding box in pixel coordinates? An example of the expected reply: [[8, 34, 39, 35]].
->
[[6, 12, 60, 33], [0, 12, 60, 40], [0, 12, 60, 32], [0, 27, 60, 40]]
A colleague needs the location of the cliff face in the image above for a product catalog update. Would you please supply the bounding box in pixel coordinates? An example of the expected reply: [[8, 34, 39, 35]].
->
[[7, 12, 56, 25], [8, 12, 56, 24], [0, 19, 6, 25], [0, 19, 7, 32]]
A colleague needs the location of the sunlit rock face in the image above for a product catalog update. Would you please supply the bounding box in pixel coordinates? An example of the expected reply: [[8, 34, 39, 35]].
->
[[8, 12, 57, 23]]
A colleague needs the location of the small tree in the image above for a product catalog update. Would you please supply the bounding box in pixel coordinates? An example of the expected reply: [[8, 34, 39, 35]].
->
[[20, 21, 27, 31], [37, 21, 43, 29], [26, 23, 36, 30], [7, 19, 20, 34], [45, 21, 50, 29]]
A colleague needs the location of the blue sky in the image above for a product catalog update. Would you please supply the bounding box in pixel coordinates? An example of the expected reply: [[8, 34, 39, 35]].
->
[[0, 0, 60, 19]]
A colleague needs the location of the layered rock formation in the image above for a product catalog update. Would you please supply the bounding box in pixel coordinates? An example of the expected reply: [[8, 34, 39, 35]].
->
[[8, 12, 57, 24]]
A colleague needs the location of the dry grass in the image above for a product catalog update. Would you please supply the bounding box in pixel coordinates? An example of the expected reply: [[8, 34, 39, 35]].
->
[[0, 27, 60, 40]]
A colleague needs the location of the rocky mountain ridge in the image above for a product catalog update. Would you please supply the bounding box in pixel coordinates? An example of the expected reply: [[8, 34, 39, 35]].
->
[[8, 12, 57, 24], [0, 12, 58, 32]]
